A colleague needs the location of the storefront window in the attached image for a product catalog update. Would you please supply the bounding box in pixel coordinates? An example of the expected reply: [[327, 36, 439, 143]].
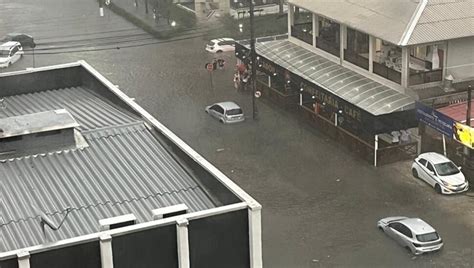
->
[[373, 38, 402, 84], [316, 17, 340, 57], [344, 28, 369, 70], [291, 7, 313, 45], [409, 44, 444, 85]]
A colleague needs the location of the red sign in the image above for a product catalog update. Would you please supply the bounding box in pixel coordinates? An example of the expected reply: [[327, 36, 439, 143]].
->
[[206, 63, 213, 71]]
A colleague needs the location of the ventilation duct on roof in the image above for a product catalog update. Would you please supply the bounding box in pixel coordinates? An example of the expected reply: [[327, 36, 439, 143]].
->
[[99, 214, 137, 231], [151, 204, 188, 220], [0, 109, 87, 159]]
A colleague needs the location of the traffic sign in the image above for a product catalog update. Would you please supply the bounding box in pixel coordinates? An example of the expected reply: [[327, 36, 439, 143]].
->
[[206, 63, 213, 72], [254, 91, 261, 98]]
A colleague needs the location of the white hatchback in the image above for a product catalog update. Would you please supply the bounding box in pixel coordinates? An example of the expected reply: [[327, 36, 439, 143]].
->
[[411, 152, 469, 194], [205, 38, 235, 53], [0, 41, 23, 68]]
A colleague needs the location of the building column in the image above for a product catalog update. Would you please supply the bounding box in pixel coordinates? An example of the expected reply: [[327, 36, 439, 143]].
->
[[369, 35, 375, 73], [312, 13, 318, 47], [287, 4, 294, 37], [176, 218, 190, 268], [100, 234, 114, 268], [401, 46, 410, 89], [17, 251, 30, 268], [339, 25, 346, 65], [248, 202, 263, 268]]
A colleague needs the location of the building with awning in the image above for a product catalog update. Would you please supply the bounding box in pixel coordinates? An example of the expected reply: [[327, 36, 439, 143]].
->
[[235, 0, 473, 166]]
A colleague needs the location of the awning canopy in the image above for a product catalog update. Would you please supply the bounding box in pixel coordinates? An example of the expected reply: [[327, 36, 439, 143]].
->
[[246, 40, 415, 116]]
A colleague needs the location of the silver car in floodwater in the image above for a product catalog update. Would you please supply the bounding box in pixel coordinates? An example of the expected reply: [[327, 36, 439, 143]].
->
[[378, 217, 443, 255], [205, 101, 245, 124]]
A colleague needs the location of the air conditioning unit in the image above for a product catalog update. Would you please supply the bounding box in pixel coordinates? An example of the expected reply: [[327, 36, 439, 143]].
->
[[151, 204, 188, 220], [99, 214, 136, 231]]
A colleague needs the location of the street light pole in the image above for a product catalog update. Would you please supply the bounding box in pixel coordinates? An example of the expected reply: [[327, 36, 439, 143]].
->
[[249, 0, 258, 120]]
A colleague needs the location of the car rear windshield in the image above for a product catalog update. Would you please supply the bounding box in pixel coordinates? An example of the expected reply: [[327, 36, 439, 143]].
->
[[0, 50, 9, 57], [416, 232, 439, 242], [226, 108, 242, 116], [435, 161, 460, 176], [207, 41, 216, 46]]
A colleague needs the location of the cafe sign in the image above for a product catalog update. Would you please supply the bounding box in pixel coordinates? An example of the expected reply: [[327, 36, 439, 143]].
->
[[305, 84, 362, 122]]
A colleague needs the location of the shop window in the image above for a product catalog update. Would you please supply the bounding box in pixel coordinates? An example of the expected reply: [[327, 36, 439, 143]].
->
[[316, 17, 340, 57], [344, 28, 369, 70], [291, 7, 313, 45], [409, 44, 444, 86], [372, 38, 401, 84]]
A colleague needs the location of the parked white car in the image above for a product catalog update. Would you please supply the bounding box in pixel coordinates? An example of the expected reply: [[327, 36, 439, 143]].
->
[[411, 152, 469, 194], [205, 101, 245, 124], [378, 216, 443, 255], [0, 41, 23, 68], [205, 38, 235, 53]]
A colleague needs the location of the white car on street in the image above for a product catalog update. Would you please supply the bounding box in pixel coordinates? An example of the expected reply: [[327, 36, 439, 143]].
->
[[205, 38, 235, 53], [411, 152, 469, 194], [205, 101, 245, 124], [378, 216, 443, 255], [0, 41, 23, 68]]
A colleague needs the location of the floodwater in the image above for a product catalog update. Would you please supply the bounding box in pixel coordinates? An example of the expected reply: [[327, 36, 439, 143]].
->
[[1, 0, 473, 267]]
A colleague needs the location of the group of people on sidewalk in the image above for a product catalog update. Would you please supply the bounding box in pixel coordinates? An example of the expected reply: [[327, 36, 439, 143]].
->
[[233, 63, 252, 91]]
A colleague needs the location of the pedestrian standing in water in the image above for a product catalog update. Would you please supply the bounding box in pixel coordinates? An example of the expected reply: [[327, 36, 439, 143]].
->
[[233, 71, 240, 90]]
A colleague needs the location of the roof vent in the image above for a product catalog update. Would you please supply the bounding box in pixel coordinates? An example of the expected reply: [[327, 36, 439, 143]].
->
[[0, 109, 86, 159], [99, 214, 137, 231], [151, 204, 188, 220]]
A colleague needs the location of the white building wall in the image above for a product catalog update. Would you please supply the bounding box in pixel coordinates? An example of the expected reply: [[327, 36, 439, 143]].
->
[[446, 37, 474, 82]]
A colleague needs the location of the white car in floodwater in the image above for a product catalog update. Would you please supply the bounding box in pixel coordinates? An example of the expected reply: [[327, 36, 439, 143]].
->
[[411, 152, 469, 194], [0, 41, 23, 68]]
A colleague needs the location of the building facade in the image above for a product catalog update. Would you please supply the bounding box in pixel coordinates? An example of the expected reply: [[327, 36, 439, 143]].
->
[[235, 0, 473, 166]]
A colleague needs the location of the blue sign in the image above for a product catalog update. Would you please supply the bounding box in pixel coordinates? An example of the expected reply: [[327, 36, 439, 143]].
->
[[415, 101, 454, 137]]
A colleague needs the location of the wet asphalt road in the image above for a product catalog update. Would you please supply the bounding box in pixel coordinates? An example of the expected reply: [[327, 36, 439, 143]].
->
[[1, 0, 473, 267]]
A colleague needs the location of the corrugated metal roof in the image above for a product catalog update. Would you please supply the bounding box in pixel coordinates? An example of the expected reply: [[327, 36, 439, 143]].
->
[[0, 87, 138, 131], [289, 0, 474, 46], [407, 0, 474, 45], [253, 40, 414, 115], [0, 88, 217, 252]]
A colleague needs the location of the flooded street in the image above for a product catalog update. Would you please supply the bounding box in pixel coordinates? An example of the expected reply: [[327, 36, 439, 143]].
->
[[1, 0, 473, 267]]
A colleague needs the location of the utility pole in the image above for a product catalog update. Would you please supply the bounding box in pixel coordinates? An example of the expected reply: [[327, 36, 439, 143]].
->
[[467, 85, 472, 127], [145, 0, 149, 14], [464, 85, 472, 159], [249, 0, 258, 120]]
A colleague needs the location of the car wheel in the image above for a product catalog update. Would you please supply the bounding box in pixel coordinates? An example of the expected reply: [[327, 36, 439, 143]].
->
[[216, 50, 222, 53], [412, 168, 418, 179], [435, 184, 442, 194], [219, 119, 224, 124]]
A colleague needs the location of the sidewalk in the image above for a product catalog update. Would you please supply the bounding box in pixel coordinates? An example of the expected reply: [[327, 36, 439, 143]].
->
[[107, 0, 179, 37]]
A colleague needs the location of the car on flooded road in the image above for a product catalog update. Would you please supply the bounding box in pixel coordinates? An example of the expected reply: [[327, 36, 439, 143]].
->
[[411, 152, 469, 194], [378, 217, 443, 255], [205, 101, 245, 124]]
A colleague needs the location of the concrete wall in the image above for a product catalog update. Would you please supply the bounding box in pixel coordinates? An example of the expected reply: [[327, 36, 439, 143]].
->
[[446, 36, 474, 82], [0, 66, 82, 97], [3, 208, 250, 268]]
